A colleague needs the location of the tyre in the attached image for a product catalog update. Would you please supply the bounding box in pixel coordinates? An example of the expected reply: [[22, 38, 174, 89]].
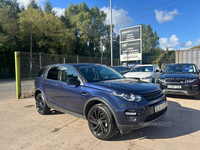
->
[[87, 104, 117, 140], [35, 93, 50, 115]]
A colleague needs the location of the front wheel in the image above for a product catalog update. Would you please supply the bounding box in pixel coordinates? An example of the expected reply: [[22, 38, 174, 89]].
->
[[87, 104, 117, 140]]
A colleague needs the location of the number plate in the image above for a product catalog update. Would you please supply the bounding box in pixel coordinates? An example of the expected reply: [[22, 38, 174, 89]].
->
[[155, 103, 166, 113], [167, 85, 182, 89]]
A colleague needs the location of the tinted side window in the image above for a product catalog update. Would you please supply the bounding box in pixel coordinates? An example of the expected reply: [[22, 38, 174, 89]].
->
[[117, 67, 122, 71], [37, 67, 46, 77], [47, 66, 59, 80], [61, 66, 78, 82], [121, 67, 127, 71]]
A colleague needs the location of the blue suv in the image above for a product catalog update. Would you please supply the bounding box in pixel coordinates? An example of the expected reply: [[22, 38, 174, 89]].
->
[[34, 64, 167, 140]]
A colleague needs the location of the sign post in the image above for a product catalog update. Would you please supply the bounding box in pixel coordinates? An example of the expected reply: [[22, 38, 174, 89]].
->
[[119, 25, 142, 65]]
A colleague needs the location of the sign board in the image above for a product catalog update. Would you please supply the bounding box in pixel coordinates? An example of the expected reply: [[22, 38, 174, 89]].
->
[[120, 25, 142, 62], [120, 26, 140, 42]]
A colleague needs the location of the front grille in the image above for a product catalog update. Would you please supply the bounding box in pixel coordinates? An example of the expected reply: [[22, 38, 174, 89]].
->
[[133, 77, 140, 80], [142, 89, 163, 101], [165, 78, 185, 83], [145, 107, 167, 122], [127, 77, 140, 80]]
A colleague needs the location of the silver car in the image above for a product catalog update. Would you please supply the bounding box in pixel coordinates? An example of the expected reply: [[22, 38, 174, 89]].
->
[[124, 64, 162, 83]]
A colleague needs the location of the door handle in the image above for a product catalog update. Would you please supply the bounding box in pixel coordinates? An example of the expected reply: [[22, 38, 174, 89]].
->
[[82, 91, 89, 95]]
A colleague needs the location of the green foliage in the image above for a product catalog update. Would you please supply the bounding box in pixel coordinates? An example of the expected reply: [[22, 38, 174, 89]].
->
[[18, 8, 77, 55], [27, 0, 40, 9], [44, 0, 56, 15], [102, 25, 119, 59], [140, 23, 159, 53], [190, 45, 200, 49], [0, 2, 20, 71], [64, 2, 107, 57], [153, 50, 175, 67]]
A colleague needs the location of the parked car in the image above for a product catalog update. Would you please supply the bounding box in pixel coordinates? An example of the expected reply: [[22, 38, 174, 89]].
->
[[124, 64, 162, 83], [156, 63, 200, 99], [34, 64, 167, 140], [110, 66, 130, 75]]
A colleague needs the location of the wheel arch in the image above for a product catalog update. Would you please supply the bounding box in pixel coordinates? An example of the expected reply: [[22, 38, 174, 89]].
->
[[34, 88, 44, 99], [83, 97, 119, 125]]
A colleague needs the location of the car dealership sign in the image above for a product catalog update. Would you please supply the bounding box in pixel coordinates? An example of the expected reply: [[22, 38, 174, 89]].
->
[[120, 25, 142, 61]]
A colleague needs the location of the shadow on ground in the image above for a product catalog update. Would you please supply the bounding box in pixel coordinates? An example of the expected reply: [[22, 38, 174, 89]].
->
[[111, 100, 200, 141]]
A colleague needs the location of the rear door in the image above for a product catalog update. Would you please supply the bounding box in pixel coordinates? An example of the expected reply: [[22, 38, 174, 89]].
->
[[43, 66, 61, 104]]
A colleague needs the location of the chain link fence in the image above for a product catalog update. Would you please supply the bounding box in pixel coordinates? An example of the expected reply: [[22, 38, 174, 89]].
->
[[18, 52, 119, 98]]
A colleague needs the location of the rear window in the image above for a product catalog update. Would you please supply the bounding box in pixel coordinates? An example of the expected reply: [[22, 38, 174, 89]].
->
[[37, 68, 46, 77], [47, 66, 60, 80]]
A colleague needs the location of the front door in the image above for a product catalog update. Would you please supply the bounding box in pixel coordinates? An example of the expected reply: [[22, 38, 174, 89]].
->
[[54, 66, 86, 114]]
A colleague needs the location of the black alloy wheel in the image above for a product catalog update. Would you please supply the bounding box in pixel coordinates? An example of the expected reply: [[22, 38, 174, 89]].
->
[[36, 93, 50, 115], [88, 104, 117, 140]]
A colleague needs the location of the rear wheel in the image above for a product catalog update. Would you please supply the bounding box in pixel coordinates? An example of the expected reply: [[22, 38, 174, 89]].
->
[[35, 93, 50, 115], [87, 104, 117, 140]]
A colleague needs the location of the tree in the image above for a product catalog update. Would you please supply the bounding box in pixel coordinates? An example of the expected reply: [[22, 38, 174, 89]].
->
[[64, 2, 107, 57], [27, 0, 41, 10], [44, 0, 56, 15], [18, 8, 76, 55], [0, 4, 20, 71], [190, 45, 200, 49], [102, 25, 119, 59], [140, 23, 159, 53]]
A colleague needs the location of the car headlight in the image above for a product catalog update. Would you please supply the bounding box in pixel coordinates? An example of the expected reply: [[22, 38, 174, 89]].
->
[[185, 78, 197, 83], [110, 92, 141, 102], [142, 76, 152, 80]]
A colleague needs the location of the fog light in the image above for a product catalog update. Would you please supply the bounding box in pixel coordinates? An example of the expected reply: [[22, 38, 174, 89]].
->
[[125, 112, 137, 115], [126, 116, 137, 122]]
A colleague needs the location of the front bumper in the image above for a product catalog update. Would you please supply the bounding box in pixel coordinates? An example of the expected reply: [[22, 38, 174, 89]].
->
[[157, 82, 200, 96], [115, 96, 167, 131]]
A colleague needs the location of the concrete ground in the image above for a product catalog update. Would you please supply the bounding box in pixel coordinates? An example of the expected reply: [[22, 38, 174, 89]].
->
[[0, 96, 200, 150]]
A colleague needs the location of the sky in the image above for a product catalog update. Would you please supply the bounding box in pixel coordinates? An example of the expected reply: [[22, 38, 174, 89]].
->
[[17, 0, 200, 50]]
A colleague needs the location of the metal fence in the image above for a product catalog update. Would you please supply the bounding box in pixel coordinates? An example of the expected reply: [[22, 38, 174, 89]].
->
[[18, 52, 119, 98], [176, 49, 200, 68]]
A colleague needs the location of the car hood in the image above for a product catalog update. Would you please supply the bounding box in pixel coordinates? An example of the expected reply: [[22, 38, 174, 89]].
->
[[89, 78, 159, 95], [124, 72, 153, 78], [159, 73, 197, 79]]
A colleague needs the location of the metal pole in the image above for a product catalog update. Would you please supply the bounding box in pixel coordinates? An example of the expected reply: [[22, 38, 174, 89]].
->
[[77, 55, 79, 63], [127, 51, 128, 66], [30, 32, 32, 73], [15, 51, 21, 99], [110, 0, 113, 66], [39, 52, 41, 69]]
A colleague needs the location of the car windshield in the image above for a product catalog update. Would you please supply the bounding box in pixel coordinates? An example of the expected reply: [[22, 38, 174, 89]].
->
[[164, 64, 197, 73], [77, 65, 124, 82], [130, 66, 153, 72]]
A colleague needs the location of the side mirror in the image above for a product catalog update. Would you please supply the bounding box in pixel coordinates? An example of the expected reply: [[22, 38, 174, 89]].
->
[[159, 69, 163, 73], [66, 78, 80, 86], [156, 70, 160, 72]]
